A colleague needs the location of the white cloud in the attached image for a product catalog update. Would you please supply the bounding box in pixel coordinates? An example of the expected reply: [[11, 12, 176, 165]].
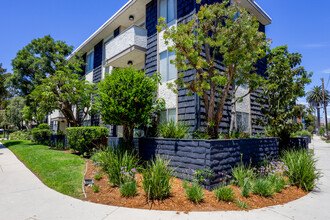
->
[[302, 43, 328, 48], [322, 68, 330, 74]]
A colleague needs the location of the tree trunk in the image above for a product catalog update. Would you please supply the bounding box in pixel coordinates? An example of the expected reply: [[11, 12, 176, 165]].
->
[[122, 124, 135, 150], [317, 105, 321, 131], [229, 85, 236, 133]]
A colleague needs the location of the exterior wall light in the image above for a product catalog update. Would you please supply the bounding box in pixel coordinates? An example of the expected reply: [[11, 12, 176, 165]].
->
[[127, 60, 133, 65], [129, 15, 134, 21]]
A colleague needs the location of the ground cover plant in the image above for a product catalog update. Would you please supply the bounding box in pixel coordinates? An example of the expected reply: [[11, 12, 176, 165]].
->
[[2, 140, 85, 198], [9, 130, 31, 140], [213, 186, 235, 202]]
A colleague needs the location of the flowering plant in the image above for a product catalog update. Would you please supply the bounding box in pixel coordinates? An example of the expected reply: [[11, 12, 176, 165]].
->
[[255, 161, 288, 178]]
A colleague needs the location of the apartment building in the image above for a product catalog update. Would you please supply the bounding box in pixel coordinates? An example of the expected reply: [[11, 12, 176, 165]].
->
[[50, 0, 271, 135]]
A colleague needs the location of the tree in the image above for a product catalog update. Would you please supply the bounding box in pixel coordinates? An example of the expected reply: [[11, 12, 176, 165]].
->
[[96, 67, 159, 147], [0, 63, 13, 109], [158, 0, 266, 138], [258, 46, 312, 142], [306, 86, 329, 130], [7, 96, 26, 129], [31, 62, 95, 127], [9, 35, 74, 96]]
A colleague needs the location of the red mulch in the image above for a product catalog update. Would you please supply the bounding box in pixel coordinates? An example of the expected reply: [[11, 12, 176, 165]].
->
[[82, 160, 308, 212]]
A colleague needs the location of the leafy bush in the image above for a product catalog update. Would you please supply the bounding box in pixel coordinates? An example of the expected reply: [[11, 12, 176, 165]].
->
[[66, 127, 108, 154], [192, 168, 215, 186], [38, 123, 50, 130], [142, 156, 174, 201], [94, 172, 102, 181], [158, 120, 189, 139], [10, 130, 31, 140], [252, 178, 274, 197], [183, 181, 204, 204], [231, 163, 254, 187], [319, 128, 325, 135], [213, 186, 235, 202], [31, 128, 52, 145], [307, 125, 314, 134], [268, 174, 287, 193], [95, 147, 139, 186], [256, 161, 288, 178], [281, 149, 321, 191], [291, 130, 312, 138], [120, 181, 138, 198]]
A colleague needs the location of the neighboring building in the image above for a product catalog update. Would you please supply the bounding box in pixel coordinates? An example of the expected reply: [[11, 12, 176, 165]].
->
[[50, 0, 271, 135]]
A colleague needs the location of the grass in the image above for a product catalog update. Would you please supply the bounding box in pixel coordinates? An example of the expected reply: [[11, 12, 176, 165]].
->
[[231, 163, 254, 187], [142, 156, 174, 201], [183, 181, 204, 204], [213, 186, 235, 202], [120, 181, 138, 197], [235, 199, 249, 209], [281, 149, 321, 191], [2, 140, 85, 198], [252, 178, 275, 197]]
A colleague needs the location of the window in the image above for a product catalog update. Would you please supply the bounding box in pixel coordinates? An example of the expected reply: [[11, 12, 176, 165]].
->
[[160, 108, 176, 122], [159, 0, 176, 24], [86, 51, 94, 73], [236, 112, 250, 133], [159, 50, 176, 82]]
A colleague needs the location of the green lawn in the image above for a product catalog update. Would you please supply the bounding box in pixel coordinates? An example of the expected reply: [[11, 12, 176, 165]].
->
[[2, 140, 85, 198]]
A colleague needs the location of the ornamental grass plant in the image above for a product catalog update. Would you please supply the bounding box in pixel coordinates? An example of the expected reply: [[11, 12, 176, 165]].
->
[[281, 149, 320, 191], [142, 156, 174, 201]]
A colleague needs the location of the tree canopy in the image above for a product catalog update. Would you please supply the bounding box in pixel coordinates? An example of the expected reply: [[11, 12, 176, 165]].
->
[[158, 0, 267, 138], [30, 63, 94, 127], [258, 45, 312, 141], [96, 67, 159, 146], [9, 35, 75, 96], [7, 96, 26, 129]]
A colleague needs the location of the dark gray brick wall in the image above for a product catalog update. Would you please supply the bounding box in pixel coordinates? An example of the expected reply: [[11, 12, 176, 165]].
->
[[138, 137, 279, 189]]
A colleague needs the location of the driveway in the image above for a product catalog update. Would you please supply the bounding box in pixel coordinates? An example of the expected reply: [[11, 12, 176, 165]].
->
[[0, 136, 329, 220]]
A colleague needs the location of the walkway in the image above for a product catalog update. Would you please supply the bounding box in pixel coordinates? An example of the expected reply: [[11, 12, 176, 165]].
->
[[0, 137, 329, 220]]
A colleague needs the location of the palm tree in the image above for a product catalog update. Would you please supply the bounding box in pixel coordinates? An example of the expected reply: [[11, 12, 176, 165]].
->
[[306, 86, 330, 130]]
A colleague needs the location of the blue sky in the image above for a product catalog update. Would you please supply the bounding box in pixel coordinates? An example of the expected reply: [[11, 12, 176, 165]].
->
[[1, 0, 329, 113]]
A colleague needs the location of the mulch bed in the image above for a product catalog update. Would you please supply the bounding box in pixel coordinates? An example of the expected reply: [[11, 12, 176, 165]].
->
[[83, 160, 307, 212]]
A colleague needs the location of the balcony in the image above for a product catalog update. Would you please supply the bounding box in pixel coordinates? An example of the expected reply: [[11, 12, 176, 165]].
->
[[104, 25, 147, 68], [50, 110, 66, 122]]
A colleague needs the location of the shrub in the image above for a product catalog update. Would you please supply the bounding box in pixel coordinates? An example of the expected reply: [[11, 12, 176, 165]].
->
[[252, 178, 274, 197], [268, 174, 287, 193], [231, 163, 254, 187], [66, 127, 108, 154], [96, 147, 139, 186], [213, 186, 235, 202], [281, 149, 321, 191], [10, 130, 31, 140], [142, 156, 174, 201], [256, 161, 288, 178], [291, 130, 312, 138], [307, 125, 314, 134], [319, 128, 325, 135], [183, 181, 204, 204], [94, 172, 102, 181], [192, 168, 215, 186], [158, 120, 189, 139], [120, 181, 138, 198], [92, 184, 99, 193], [38, 123, 50, 130], [31, 128, 52, 145]]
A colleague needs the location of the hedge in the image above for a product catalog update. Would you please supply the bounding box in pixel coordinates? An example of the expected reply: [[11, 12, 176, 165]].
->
[[31, 128, 52, 145], [66, 127, 109, 154]]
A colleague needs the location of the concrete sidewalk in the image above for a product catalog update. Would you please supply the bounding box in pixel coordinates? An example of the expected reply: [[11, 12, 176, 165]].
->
[[0, 137, 329, 220]]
